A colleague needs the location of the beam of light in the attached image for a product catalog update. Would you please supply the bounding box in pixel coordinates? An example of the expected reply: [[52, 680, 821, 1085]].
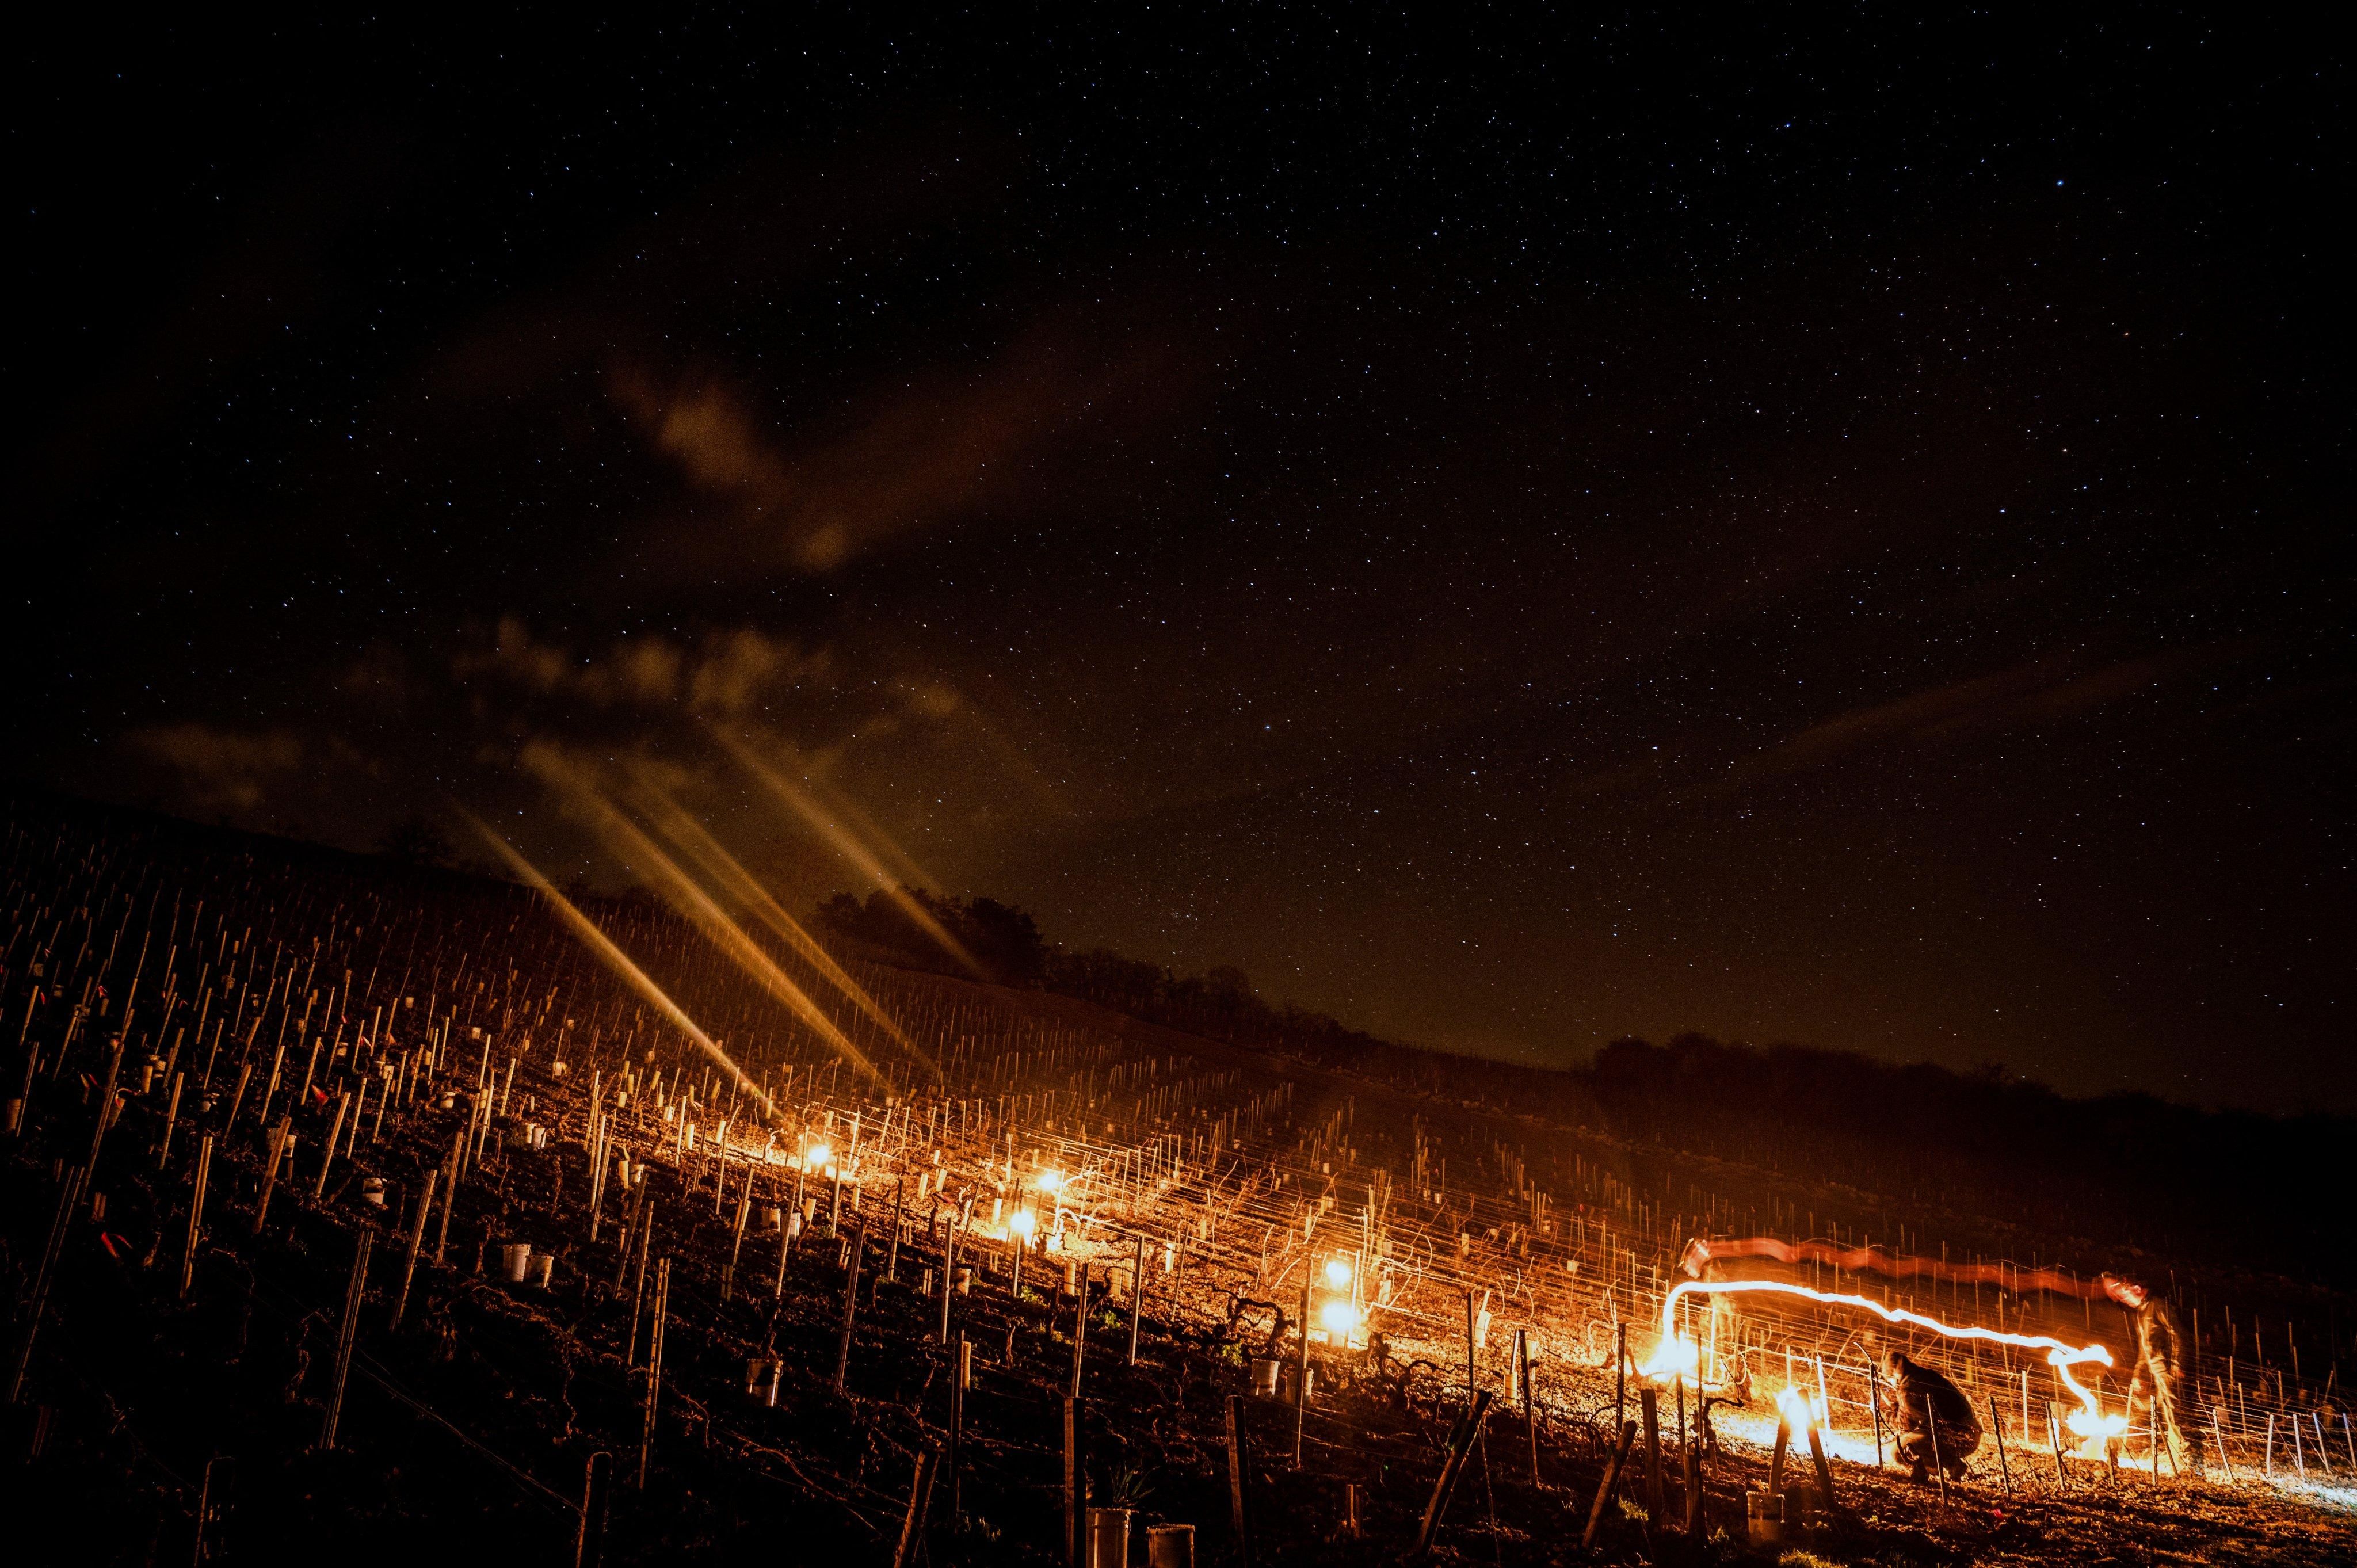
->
[[520, 749, 885, 1088], [711, 727, 991, 981], [456, 808, 776, 1121], [622, 770, 917, 1058], [1642, 1277, 2126, 1441]]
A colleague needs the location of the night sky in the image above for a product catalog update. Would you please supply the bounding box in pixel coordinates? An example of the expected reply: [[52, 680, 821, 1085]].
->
[[10, 13, 2348, 1113]]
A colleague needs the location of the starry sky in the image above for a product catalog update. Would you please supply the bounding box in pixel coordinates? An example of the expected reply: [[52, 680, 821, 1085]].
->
[[9, 12, 2349, 1112]]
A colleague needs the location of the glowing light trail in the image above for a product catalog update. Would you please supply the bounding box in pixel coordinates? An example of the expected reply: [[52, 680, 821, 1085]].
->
[[520, 748, 884, 1086], [714, 728, 990, 981], [458, 808, 777, 1120], [625, 773, 916, 1056], [1643, 1276, 2126, 1440]]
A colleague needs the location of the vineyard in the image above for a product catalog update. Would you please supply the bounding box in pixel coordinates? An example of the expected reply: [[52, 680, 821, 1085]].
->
[[2, 792, 2351, 1565]]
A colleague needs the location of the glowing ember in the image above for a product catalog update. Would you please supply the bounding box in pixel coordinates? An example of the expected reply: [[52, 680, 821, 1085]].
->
[[804, 1142, 833, 1170], [1009, 1207, 1038, 1239], [1323, 1257, 1353, 1288], [1319, 1299, 1360, 1336], [1649, 1276, 2122, 1439], [1037, 1169, 1064, 1193]]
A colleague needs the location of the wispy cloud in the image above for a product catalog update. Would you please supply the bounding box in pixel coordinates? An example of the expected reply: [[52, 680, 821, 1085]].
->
[[127, 724, 305, 811]]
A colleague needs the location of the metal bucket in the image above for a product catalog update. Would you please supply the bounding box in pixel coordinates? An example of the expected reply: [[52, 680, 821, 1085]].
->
[[760, 1205, 783, 1233], [1086, 1508, 1131, 1568], [1251, 1357, 1282, 1398], [501, 1242, 532, 1283], [529, 1253, 555, 1288], [361, 1177, 386, 1207], [956, 1266, 974, 1296], [1746, 1491, 1785, 1547], [746, 1357, 782, 1406], [1279, 1364, 1315, 1402], [1145, 1523, 1195, 1568]]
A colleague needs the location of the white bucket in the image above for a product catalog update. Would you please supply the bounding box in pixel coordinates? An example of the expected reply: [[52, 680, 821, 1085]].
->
[[501, 1242, 532, 1283], [362, 1177, 386, 1207], [530, 1253, 555, 1288], [1086, 1509, 1131, 1568], [1145, 1524, 1195, 1568]]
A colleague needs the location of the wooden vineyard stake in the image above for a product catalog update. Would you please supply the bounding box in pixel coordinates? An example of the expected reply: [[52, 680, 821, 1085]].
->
[[180, 1134, 212, 1298], [193, 1456, 235, 1565], [1581, 1420, 1638, 1551], [1517, 1326, 1539, 1486], [1614, 1322, 1627, 1436], [1070, 1263, 1089, 1397], [2210, 1407, 2235, 1481], [574, 1451, 612, 1568], [891, 1442, 941, 1568], [723, 1173, 750, 1299], [1127, 1235, 1145, 1367], [1927, 1395, 1948, 1503], [636, 1257, 669, 1487], [318, 1232, 372, 1448], [434, 1136, 460, 1264], [1062, 1394, 1084, 1568], [1810, 1416, 1840, 1513], [1683, 1381, 1702, 1535], [1464, 1290, 1477, 1405], [1989, 1393, 2013, 1496], [1640, 1386, 1665, 1522], [155, 1070, 184, 1168], [1225, 1394, 1253, 1568], [1293, 1274, 1311, 1466], [8, 1166, 84, 1402], [949, 1336, 970, 1521], [312, 1089, 350, 1201], [834, 1221, 866, 1393], [937, 1222, 956, 1344], [1412, 1388, 1493, 1556], [1867, 1358, 1886, 1466], [390, 1169, 438, 1330], [1769, 1407, 1790, 1498], [251, 1118, 293, 1234]]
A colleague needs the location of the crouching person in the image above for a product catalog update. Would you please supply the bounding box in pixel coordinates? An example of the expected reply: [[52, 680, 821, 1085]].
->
[[1879, 1352, 1982, 1482]]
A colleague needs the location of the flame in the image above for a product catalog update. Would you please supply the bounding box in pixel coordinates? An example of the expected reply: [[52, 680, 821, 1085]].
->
[[804, 1142, 833, 1170], [1638, 1332, 1700, 1383], [1651, 1276, 2120, 1440], [1323, 1257, 1354, 1288], [1037, 1169, 1064, 1193], [1320, 1299, 1361, 1337], [1010, 1207, 1038, 1239], [1775, 1384, 1824, 1436]]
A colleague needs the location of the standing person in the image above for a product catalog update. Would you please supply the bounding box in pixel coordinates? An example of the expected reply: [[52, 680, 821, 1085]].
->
[[2103, 1274, 2187, 1473]]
